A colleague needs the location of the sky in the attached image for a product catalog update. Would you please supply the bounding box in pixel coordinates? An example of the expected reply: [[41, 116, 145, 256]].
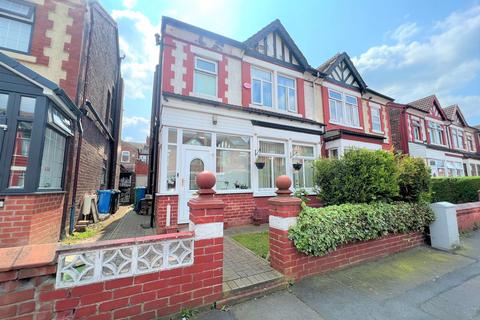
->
[[99, 0, 480, 143]]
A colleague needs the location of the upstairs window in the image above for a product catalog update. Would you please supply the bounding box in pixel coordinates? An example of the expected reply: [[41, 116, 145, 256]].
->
[[328, 89, 360, 127], [370, 104, 382, 133], [193, 57, 217, 97], [277, 75, 296, 112], [412, 118, 422, 141], [0, 0, 34, 53], [121, 151, 130, 163], [451, 128, 464, 149], [467, 134, 474, 151], [251, 67, 272, 108], [429, 122, 444, 145]]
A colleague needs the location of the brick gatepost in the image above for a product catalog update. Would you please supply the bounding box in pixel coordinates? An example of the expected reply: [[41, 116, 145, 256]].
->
[[188, 171, 225, 301], [268, 175, 302, 279]]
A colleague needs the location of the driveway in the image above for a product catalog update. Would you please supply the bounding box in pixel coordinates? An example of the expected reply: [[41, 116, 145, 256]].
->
[[198, 230, 480, 320]]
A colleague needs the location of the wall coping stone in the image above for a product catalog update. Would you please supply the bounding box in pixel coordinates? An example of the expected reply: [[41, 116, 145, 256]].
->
[[456, 201, 480, 211], [0, 243, 57, 272]]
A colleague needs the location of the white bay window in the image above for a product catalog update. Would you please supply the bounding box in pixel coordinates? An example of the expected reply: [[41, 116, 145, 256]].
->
[[329, 89, 360, 127], [216, 134, 251, 190], [292, 144, 315, 189], [258, 140, 286, 189]]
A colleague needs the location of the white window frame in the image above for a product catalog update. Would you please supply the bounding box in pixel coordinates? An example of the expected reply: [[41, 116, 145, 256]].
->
[[251, 66, 273, 108], [0, 0, 35, 54], [121, 151, 130, 163], [328, 148, 339, 159], [257, 139, 287, 191], [277, 74, 297, 113], [451, 127, 464, 150], [412, 118, 422, 142], [193, 56, 218, 98], [370, 103, 382, 133], [328, 89, 361, 128], [292, 143, 315, 189], [429, 122, 444, 145], [215, 134, 251, 191], [467, 134, 474, 151]]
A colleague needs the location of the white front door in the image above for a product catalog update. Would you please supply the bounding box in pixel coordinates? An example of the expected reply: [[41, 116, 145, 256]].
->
[[178, 147, 214, 224]]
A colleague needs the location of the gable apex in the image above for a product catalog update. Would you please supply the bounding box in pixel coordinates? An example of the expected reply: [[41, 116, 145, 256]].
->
[[316, 52, 367, 91]]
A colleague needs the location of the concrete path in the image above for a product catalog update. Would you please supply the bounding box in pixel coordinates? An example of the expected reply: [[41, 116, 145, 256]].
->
[[199, 230, 480, 320]]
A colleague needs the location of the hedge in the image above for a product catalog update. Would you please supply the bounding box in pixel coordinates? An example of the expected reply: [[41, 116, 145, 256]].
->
[[431, 177, 480, 204], [288, 202, 434, 256]]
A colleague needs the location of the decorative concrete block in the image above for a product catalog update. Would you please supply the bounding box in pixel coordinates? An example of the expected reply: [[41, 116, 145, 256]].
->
[[430, 202, 460, 251]]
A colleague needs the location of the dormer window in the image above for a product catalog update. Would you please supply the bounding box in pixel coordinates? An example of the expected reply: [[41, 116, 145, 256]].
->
[[193, 57, 217, 97]]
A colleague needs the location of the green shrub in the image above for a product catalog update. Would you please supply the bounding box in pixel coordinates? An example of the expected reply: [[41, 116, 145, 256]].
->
[[397, 156, 431, 202], [431, 177, 480, 204], [314, 149, 399, 205], [288, 202, 434, 256]]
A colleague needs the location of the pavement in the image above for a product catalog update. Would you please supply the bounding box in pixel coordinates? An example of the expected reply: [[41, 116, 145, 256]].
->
[[198, 230, 480, 320]]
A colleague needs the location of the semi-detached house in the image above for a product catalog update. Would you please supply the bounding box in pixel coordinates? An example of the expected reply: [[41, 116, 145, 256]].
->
[[150, 17, 393, 232], [388, 95, 480, 177]]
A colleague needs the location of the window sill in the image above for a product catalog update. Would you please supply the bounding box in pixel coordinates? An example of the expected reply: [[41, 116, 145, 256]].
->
[[0, 190, 66, 196], [372, 130, 384, 135], [329, 121, 363, 130], [190, 92, 222, 102], [248, 104, 301, 117]]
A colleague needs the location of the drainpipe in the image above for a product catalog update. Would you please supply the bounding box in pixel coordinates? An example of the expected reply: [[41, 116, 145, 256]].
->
[[148, 32, 165, 228], [69, 111, 85, 233]]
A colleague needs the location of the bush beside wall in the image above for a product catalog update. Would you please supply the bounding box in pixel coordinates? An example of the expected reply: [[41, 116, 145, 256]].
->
[[431, 177, 480, 204], [288, 202, 434, 257]]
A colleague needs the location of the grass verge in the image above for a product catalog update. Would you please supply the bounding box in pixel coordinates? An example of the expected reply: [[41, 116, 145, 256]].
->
[[231, 231, 269, 259]]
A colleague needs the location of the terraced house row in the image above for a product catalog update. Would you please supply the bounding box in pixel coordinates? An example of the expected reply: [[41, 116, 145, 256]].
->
[[149, 17, 480, 232]]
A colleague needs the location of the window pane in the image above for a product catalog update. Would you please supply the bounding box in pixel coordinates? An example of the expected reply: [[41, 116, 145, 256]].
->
[[0, 93, 8, 116], [0, 17, 31, 53], [168, 128, 177, 144], [293, 145, 314, 157], [19, 96, 35, 117], [167, 145, 176, 191], [0, 0, 32, 17], [259, 141, 284, 154], [252, 79, 262, 104], [189, 158, 204, 190], [277, 86, 286, 110], [216, 150, 250, 190], [49, 107, 73, 135], [304, 160, 314, 188], [183, 130, 211, 146], [194, 72, 216, 96], [293, 161, 304, 189], [278, 76, 294, 87], [216, 134, 250, 150], [8, 121, 31, 188], [288, 88, 296, 111], [273, 157, 286, 181], [258, 156, 272, 188], [346, 95, 357, 105], [263, 82, 272, 107], [39, 128, 66, 189], [195, 58, 216, 73], [252, 68, 271, 81], [329, 90, 342, 100]]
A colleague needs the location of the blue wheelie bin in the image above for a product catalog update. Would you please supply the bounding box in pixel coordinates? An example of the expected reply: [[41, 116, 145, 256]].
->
[[97, 190, 114, 214], [134, 187, 147, 212]]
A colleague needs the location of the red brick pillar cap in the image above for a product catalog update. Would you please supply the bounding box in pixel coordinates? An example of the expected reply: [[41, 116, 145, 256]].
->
[[196, 171, 216, 195], [276, 175, 292, 197]]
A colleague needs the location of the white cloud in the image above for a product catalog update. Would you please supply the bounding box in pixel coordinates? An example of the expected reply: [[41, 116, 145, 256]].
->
[[351, 5, 480, 123], [123, 115, 150, 127], [122, 0, 137, 9]]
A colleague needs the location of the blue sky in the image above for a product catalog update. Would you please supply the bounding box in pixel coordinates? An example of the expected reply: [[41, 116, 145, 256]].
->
[[99, 0, 480, 143]]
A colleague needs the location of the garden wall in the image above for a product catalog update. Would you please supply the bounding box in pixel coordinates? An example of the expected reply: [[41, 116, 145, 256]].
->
[[456, 201, 480, 231]]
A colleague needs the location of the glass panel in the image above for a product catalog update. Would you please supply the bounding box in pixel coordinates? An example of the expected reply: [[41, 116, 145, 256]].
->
[[195, 58, 216, 73], [263, 82, 272, 107], [251, 68, 271, 81], [182, 130, 211, 146], [189, 158, 204, 190], [293, 160, 304, 189], [49, 107, 73, 135], [216, 134, 250, 150], [288, 88, 296, 111], [293, 145, 314, 157], [0, 17, 32, 53], [329, 90, 342, 100], [168, 128, 177, 144], [273, 157, 286, 182], [19, 96, 35, 117], [278, 76, 295, 87], [8, 121, 31, 188], [0, 0, 32, 17], [166, 145, 176, 191], [216, 150, 250, 190], [258, 156, 272, 188], [277, 86, 286, 110], [39, 128, 66, 189], [252, 79, 261, 104], [346, 95, 357, 105], [0, 93, 8, 116], [194, 71, 216, 96], [259, 141, 284, 155], [304, 160, 314, 188]]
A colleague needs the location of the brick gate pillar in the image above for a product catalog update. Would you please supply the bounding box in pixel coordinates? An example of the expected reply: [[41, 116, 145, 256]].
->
[[188, 171, 225, 301], [268, 175, 302, 279]]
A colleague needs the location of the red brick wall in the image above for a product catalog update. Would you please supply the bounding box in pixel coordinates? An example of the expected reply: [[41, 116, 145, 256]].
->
[[155, 195, 179, 234], [0, 194, 64, 248], [0, 234, 223, 320], [456, 202, 480, 231], [270, 229, 425, 280]]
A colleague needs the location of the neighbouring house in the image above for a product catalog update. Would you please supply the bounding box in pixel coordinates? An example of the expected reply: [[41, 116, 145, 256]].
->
[[0, 0, 123, 248], [119, 140, 149, 203], [388, 95, 480, 177], [149, 17, 393, 232]]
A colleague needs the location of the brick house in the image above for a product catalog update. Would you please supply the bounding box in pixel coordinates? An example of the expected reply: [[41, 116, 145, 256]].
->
[[388, 95, 480, 176], [149, 17, 393, 232], [0, 0, 122, 247]]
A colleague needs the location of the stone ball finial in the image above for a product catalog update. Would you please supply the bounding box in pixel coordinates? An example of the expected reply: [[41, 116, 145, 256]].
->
[[275, 175, 292, 196], [196, 171, 216, 190]]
